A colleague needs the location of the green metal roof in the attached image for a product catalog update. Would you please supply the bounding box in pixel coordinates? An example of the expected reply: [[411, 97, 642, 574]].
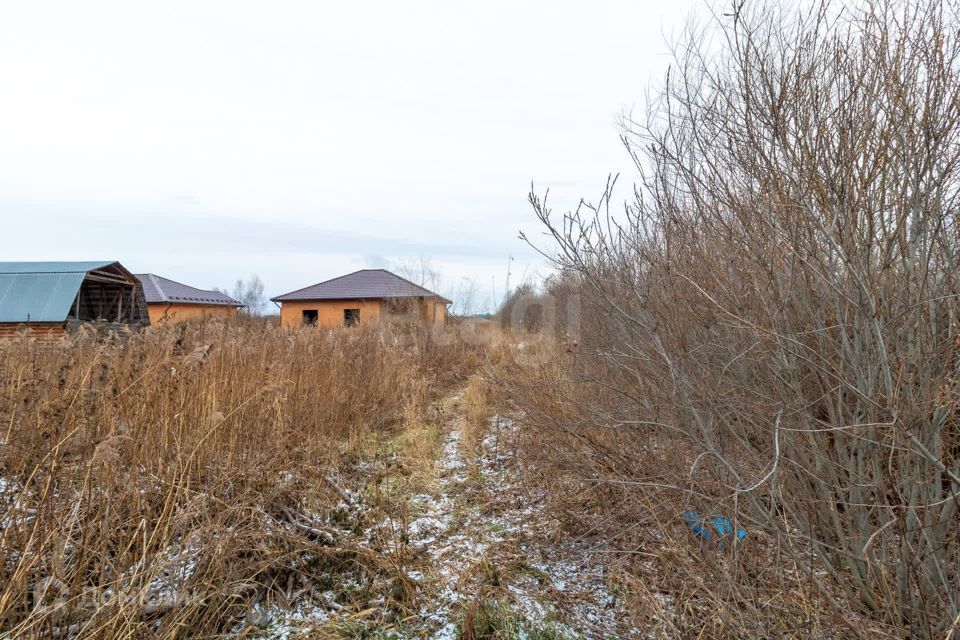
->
[[0, 261, 118, 323], [0, 261, 115, 275]]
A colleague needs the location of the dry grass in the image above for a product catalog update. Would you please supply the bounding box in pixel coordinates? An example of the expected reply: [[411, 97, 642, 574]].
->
[[459, 375, 497, 457], [0, 319, 482, 637]]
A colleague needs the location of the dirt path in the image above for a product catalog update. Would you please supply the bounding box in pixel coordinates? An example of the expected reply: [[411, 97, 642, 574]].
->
[[253, 391, 636, 639], [405, 397, 634, 639]]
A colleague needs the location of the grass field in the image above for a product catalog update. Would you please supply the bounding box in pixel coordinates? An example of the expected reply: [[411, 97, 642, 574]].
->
[[0, 320, 491, 637]]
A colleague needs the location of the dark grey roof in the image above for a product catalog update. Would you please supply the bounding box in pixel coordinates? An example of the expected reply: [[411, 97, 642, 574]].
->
[[136, 274, 243, 307], [271, 269, 451, 303]]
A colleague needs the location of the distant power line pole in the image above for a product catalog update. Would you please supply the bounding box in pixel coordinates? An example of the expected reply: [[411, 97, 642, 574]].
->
[[503, 254, 513, 306]]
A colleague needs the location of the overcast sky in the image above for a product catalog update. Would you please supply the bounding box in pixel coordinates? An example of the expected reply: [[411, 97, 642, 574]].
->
[[0, 1, 700, 312]]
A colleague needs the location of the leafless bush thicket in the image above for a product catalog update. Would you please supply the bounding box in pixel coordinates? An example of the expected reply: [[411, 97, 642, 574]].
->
[[508, 1, 960, 636]]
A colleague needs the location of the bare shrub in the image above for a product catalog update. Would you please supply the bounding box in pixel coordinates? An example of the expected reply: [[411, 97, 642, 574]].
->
[[506, 1, 960, 636], [496, 284, 547, 334]]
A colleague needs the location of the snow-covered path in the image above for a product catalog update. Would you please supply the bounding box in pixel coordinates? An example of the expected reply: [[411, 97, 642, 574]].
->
[[401, 397, 636, 639], [252, 391, 637, 638]]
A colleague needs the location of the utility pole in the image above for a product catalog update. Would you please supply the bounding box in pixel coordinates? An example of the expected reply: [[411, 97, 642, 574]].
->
[[503, 254, 513, 307]]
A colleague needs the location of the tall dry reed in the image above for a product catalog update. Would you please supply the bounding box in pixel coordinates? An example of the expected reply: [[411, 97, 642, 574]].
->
[[0, 319, 469, 637]]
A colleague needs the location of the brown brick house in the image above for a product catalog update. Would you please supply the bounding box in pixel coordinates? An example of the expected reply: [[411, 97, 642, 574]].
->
[[271, 269, 450, 329], [136, 273, 243, 323]]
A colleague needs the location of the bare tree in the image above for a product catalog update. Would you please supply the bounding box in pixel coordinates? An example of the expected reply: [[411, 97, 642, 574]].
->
[[228, 275, 266, 316], [515, 0, 960, 635], [394, 256, 441, 292], [449, 277, 481, 317]]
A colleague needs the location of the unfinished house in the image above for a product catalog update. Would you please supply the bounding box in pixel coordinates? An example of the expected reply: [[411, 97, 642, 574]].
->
[[136, 273, 243, 323], [0, 261, 150, 338], [271, 269, 450, 329]]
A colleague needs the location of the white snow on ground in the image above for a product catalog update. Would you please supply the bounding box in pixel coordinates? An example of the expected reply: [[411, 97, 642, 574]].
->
[[407, 413, 636, 639], [250, 397, 637, 638], [0, 477, 37, 532], [246, 597, 334, 639]]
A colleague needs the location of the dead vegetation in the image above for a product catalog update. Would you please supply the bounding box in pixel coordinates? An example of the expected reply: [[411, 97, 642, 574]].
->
[[497, 1, 960, 638], [0, 319, 486, 638], [5, 1, 960, 637]]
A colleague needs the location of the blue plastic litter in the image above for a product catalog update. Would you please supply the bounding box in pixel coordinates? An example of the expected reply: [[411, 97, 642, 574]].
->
[[684, 511, 747, 548]]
